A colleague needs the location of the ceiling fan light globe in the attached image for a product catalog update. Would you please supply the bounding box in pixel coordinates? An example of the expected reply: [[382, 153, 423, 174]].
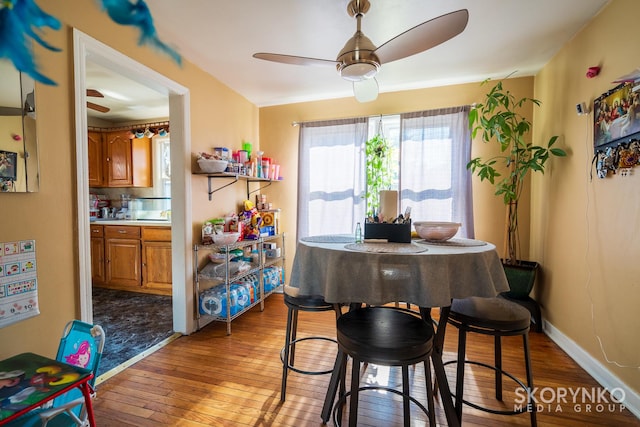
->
[[340, 62, 378, 81], [353, 78, 378, 103]]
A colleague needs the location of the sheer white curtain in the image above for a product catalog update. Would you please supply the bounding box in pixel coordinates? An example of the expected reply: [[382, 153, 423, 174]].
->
[[297, 118, 368, 238], [400, 106, 474, 238]]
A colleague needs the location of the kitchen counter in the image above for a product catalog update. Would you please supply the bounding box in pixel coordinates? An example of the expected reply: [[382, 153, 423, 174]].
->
[[90, 219, 171, 227]]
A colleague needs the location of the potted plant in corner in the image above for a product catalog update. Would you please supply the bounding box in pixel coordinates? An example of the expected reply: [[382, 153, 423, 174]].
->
[[467, 79, 566, 299]]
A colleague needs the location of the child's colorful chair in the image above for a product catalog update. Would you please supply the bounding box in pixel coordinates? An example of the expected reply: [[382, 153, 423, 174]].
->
[[5, 320, 105, 427]]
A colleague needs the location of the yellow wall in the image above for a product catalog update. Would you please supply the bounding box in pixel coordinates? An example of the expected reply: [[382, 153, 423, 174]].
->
[[259, 78, 536, 283], [0, 1, 256, 358], [532, 0, 640, 394]]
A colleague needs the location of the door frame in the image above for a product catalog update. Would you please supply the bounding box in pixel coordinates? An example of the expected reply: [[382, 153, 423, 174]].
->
[[73, 29, 194, 334]]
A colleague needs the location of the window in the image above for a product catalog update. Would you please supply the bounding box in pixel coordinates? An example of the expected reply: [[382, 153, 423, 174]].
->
[[400, 107, 473, 237], [297, 106, 473, 238]]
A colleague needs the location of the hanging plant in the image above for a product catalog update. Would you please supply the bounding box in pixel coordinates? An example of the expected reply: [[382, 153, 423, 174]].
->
[[365, 133, 391, 217]]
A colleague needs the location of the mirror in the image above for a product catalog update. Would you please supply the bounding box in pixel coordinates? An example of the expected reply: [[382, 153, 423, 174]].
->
[[0, 62, 40, 192]]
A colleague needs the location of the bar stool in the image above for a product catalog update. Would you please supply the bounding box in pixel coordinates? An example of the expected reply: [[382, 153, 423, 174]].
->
[[332, 306, 436, 427], [445, 296, 536, 426], [280, 286, 340, 402]]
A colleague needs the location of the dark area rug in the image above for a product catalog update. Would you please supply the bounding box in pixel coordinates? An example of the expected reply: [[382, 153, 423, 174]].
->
[[92, 287, 174, 376]]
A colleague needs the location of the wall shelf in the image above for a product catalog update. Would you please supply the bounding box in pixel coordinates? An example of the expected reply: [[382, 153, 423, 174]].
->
[[193, 172, 277, 200]]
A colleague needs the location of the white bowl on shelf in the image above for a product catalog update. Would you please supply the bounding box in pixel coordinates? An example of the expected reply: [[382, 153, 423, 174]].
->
[[414, 221, 461, 242], [197, 158, 228, 173], [212, 232, 241, 246]]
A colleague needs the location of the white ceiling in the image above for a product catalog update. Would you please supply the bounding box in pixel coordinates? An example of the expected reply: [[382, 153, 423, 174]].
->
[[85, 60, 170, 123], [84, 0, 610, 122]]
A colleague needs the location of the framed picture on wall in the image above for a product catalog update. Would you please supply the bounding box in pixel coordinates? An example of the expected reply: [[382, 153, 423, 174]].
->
[[0, 150, 17, 180], [594, 82, 640, 149]]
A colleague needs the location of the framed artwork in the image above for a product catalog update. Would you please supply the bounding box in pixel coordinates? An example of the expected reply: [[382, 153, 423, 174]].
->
[[594, 82, 640, 149], [0, 150, 17, 180]]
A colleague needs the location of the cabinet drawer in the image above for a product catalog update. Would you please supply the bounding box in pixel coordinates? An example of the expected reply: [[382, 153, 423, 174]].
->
[[142, 227, 171, 241], [105, 225, 141, 238], [90, 225, 104, 237]]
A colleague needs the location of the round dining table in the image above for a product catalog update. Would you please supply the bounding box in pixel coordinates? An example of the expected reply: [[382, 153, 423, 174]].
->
[[288, 235, 510, 427]]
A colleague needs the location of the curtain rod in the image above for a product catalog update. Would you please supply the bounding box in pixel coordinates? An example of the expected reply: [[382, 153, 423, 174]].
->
[[291, 114, 389, 127], [291, 105, 470, 126]]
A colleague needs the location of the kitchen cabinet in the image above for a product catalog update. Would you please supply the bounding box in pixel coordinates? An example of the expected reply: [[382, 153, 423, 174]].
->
[[194, 234, 285, 334], [87, 129, 152, 188], [90, 224, 105, 285], [104, 225, 142, 289], [91, 224, 172, 295], [141, 226, 172, 295], [88, 131, 104, 187], [104, 131, 133, 187]]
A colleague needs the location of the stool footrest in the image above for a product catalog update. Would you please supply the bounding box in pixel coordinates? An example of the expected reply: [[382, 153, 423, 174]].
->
[[444, 359, 534, 416], [332, 385, 432, 427], [281, 336, 337, 376]]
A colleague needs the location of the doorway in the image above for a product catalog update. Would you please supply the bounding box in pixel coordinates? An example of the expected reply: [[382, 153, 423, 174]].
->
[[73, 30, 194, 343]]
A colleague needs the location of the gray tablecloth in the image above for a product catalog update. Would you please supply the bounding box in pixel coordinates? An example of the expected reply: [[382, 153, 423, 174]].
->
[[290, 238, 509, 307]]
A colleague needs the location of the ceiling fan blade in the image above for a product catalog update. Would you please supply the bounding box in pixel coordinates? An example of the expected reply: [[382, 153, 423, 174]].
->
[[253, 52, 338, 67], [86, 89, 104, 98], [87, 102, 110, 113], [374, 9, 469, 64], [353, 78, 378, 103]]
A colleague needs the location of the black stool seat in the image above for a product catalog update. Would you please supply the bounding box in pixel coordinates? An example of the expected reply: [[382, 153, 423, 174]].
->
[[450, 295, 532, 331], [332, 306, 436, 427], [280, 286, 339, 402], [337, 306, 434, 364], [446, 296, 536, 426], [500, 293, 543, 332]]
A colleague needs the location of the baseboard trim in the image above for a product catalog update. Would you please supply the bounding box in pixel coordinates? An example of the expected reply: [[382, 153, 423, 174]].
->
[[96, 332, 182, 385], [543, 320, 640, 420]]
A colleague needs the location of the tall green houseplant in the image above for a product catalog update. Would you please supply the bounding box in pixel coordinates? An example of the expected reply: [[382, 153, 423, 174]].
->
[[365, 134, 391, 217], [468, 80, 566, 297]]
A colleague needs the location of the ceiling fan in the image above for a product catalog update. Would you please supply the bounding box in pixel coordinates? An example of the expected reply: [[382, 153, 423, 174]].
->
[[86, 89, 110, 113], [253, 0, 468, 102]]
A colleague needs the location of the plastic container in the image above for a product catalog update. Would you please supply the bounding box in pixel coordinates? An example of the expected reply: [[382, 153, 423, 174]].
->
[[213, 231, 241, 246], [238, 150, 248, 164], [198, 158, 228, 173], [261, 157, 271, 179], [214, 147, 229, 160], [242, 141, 252, 159]]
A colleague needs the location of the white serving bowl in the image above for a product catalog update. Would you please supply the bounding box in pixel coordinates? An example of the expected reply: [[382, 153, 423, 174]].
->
[[414, 221, 461, 242], [197, 158, 228, 173], [212, 232, 241, 246]]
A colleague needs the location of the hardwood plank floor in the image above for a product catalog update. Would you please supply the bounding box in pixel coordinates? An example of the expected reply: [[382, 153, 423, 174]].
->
[[92, 294, 639, 426]]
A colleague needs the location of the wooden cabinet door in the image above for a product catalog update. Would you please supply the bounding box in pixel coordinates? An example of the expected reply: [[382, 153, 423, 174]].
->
[[142, 241, 172, 294], [88, 131, 104, 187], [132, 136, 152, 187], [105, 238, 141, 288], [105, 131, 132, 187], [90, 225, 105, 285]]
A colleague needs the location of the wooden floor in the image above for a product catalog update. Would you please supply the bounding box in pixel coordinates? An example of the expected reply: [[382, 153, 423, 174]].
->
[[92, 294, 639, 426]]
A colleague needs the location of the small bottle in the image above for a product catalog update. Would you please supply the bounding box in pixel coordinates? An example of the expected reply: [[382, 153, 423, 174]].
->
[[355, 222, 362, 243]]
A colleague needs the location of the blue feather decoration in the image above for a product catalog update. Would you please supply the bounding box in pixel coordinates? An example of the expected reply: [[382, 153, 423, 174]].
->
[[0, 0, 60, 85], [100, 0, 181, 66], [13, 0, 61, 52]]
